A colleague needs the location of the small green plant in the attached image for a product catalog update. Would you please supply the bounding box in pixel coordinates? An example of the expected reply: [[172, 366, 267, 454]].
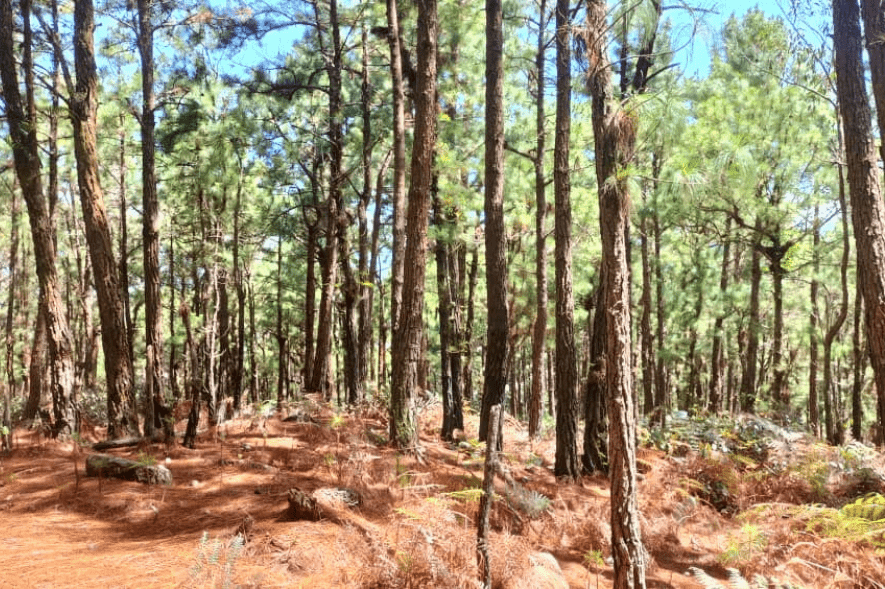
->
[[583, 549, 604, 589], [135, 452, 158, 467], [504, 482, 550, 519], [443, 488, 485, 502], [188, 531, 244, 589], [718, 523, 768, 566]]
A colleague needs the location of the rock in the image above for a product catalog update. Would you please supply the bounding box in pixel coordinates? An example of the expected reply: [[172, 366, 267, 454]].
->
[[85, 453, 172, 485]]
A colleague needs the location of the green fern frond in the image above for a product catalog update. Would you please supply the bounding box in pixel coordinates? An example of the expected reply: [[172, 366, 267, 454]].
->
[[841, 493, 885, 522]]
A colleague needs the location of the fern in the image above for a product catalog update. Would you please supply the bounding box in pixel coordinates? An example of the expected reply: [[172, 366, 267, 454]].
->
[[841, 493, 885, 522], [689, 567, 803, 589]]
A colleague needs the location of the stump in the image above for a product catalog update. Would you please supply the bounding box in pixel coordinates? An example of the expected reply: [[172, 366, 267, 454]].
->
[[285, 487, 361, 521], [85, 453, 173, 485], [286, 488, 321, 521]]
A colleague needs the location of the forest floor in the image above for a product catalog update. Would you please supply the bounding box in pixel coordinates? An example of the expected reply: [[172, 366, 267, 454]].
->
[[1, 397, 884, 589]]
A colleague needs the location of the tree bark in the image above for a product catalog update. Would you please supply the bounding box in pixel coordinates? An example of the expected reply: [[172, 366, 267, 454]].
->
[[652, 209, 667, 425], [709, 221, 732, 414], [0, 0, 77, 437], [137, 0, 171, 438], [479, 0, 509, 448], [585, 0, 651, 584], [552, 0, 579, 479], [834, 0, 885, 447], [529, 0, 549, 439], [583, 283, 608, 474], [387, 0, 407, 338], [810, 210, 821, 435], [861, 0, 885, 163], [741, 226, 763, 413], [390, 0, 437, 450], [70, 0, 138, 438], [308, 0, 344, 397]]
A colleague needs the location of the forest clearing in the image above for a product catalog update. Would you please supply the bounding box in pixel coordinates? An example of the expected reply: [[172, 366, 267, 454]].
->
[[1, 399, 883, 588]]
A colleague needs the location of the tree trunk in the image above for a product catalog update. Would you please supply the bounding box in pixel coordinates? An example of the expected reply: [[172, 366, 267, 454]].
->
[[231, 152, 246, 412], [529, 0, 549, 439], [479, 0, 509, 449], [639, 215, 654, 415], [3, 184, 19, 450], [390, 0, 437, 450], [834, 0, 885, 446], [70, 0, 138, 438], [276, 238, 286, 410], [769, 245, 788, 409], [652, 210, 667, 425], [309, 0, 344, 398], [583, 283, 608, 474], [861, 0, 885, 163], [552, 0, 579, 479], [463, 239, 479, 402], [357, 26, 373, 392], [585, 0, 652, 583], [387, 0, 407, 338], [709, 222, 732, 414], [137, 0, 171, 438], [0, 0, 77, 437], [810, 210, 821, 435], [741, 227, 763, 413]]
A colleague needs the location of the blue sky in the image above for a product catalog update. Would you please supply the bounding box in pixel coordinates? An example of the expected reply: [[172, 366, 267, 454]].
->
[[670, 0, 814, 77]]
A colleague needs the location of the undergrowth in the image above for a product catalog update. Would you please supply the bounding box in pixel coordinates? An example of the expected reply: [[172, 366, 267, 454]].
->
[[188, 531, 245, 589]]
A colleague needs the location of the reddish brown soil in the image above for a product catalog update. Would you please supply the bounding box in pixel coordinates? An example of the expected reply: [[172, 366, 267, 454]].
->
[[0, 402, 880, 588]]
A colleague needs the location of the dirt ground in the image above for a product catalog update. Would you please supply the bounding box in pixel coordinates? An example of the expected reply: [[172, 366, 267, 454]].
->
[[0, 400, 882, 588]]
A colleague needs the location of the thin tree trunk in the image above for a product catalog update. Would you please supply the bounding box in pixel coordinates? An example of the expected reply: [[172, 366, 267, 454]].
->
[[390, 0, 437, 450], [276, 238, 286, 410], [852, 278, 865, 440], [232, 151, 246, 412], [357, 26, 373, 390], [822, 142, 851, 444], [479, 0, 509, 449], [3, 185, 19, 450], [741, 227, 763, 413], [639, 215, 654, 415], [137, 0, 170, 438], [709, 220, 732, 414], [810, 210, 821, 435], [529, 0, 549, 439], [309, 0, 343, 398], [387, 0, 407, 337], [552, 0, 579, 479]]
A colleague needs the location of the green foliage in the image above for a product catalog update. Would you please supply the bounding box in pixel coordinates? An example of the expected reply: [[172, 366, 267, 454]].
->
[[503, 482, 550, 519], [135, 452, 158, 468], [443, 488, 485, 503], [787, 447, 832, 502], [718, 524, 768, 566], [188, 531, 244, 589]]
